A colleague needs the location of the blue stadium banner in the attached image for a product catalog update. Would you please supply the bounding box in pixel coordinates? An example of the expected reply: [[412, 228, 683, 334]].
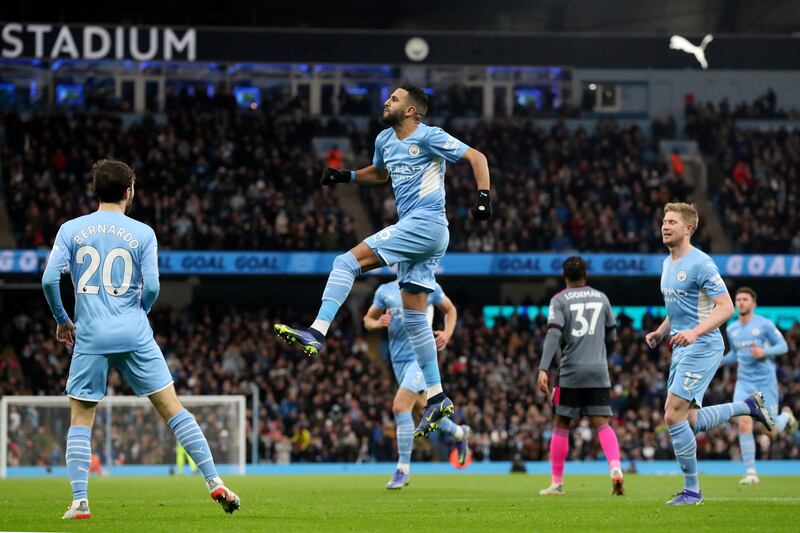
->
[[2, 250, 800, 277]]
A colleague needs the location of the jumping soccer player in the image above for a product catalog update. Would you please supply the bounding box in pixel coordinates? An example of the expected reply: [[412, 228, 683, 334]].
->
[[42, 160, 240, 519], [537, 256, 624, 497], [364, 279, 470, 489], [723, 286, 796, 485], [273, 84, 491, 438], [645, 203, 774, 506]]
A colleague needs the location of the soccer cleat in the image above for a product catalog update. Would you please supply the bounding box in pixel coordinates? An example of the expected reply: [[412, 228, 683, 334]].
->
[[208, 478, 241, 514], [744, 392, 775, 431], [454, 425, 472, 466], [273, 324, 323, 356], [739, 473, 760, 485], [386, 469, 410, 490], [611, 470, 624, 496], [62, 499, 91, 520], [539, 484, 565, 496], [782, 407, 798, 434], [414, 396, 455, 438], [665, 489, 703, 505]]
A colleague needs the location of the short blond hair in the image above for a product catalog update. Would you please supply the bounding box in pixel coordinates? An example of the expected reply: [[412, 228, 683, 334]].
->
[[664, 202, 699, 234]]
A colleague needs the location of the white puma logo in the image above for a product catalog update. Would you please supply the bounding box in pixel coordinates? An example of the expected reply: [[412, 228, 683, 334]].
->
[[669, 34, 713, 69]]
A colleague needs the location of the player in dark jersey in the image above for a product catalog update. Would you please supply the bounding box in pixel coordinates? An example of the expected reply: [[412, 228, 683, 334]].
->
[[537, 256, 623, 496]]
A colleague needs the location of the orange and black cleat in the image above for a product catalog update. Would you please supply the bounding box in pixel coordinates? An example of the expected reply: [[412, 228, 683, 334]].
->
[[208, 478, 241, 514]]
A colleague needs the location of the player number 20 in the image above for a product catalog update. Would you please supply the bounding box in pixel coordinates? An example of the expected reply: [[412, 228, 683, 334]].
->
[[569, 302, 603, 337], [76, 246, 134, 297]]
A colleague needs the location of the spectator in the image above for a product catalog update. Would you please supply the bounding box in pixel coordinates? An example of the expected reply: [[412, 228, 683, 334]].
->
[[325, 145, 344, 169], [733, 161, 753, 187], [671, 149, 684, 178]]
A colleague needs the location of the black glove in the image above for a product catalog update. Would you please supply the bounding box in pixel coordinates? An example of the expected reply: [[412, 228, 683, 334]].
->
[[320, 167, 353, 186], [471, 189, 492, 220]]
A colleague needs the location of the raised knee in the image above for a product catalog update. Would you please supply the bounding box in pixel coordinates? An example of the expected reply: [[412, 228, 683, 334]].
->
[[664, 410, 682, 426], [333, 252, 359, 272], [333, 253, 348, 267], [392, 403, 409, 415]]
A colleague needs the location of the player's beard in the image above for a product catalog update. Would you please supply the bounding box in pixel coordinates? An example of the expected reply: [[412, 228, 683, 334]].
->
[[382, 109, 402, 126]]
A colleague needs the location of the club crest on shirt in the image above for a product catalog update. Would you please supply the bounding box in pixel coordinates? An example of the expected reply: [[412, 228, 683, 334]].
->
[[408, 144, 420, 157], [752, 328, 760, 336], [677, 270, 687, 282]]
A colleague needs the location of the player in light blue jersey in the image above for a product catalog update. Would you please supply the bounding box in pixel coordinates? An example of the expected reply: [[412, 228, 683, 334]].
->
[[42, 160, 240, 519], [644, 203, 774, 506], [274, 84, 491, 438], [364, 280, 471, 489], [723, 287, 796, 485]]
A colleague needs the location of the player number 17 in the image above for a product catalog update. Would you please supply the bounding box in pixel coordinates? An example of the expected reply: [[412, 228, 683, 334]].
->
[[569, 302, 603, 337]]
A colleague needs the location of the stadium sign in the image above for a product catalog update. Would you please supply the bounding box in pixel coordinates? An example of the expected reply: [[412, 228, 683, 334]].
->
[[2, 23, 800, 68], [0, 23, 195, 61], [2, 250, 800, 278]]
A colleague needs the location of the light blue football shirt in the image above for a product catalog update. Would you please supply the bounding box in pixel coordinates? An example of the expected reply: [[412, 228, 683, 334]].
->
[[660, 247, 728, 350], [372, 281, 445, 363], [725, 314, 786, 384], [45, 211, 159, 354], [372, 123, 469, 225]]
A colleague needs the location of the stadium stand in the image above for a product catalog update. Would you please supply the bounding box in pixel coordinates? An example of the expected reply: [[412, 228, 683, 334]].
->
[[0, 107, 358, 251], [4, 301, 797, 464], [684, 102, 800, 253]]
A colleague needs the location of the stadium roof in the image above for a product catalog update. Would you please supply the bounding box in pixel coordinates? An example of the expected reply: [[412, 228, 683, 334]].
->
[[3, 0, 800, 35]]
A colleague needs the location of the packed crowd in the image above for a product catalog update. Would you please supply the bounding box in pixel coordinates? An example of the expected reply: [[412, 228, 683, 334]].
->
[[4, 297, 798, 466], [0, 106, 358, 251], [684, 101, 800, 253], [2, 103, 712, 254], [5, 92, 800, 254]]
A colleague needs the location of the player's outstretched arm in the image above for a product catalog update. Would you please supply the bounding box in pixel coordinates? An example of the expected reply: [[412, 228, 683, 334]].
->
[[321, 165, 389, 186], [353, 165, 389, 185], [461, 148, 490, 190], [461, 148, 492, 220]]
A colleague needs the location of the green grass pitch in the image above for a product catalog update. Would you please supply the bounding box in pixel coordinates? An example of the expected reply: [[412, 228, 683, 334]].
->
[[1, 474, 798, 532]]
